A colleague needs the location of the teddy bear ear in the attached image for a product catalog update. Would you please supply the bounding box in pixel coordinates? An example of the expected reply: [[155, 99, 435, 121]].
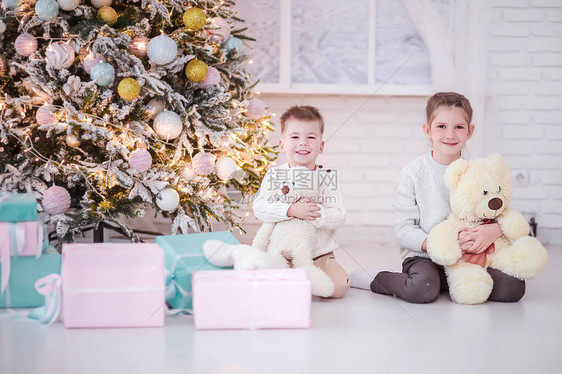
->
[[444, 158, 470, 190], [489, 153, 511, 180]]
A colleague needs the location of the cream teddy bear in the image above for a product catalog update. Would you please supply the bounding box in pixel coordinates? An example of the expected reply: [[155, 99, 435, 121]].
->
[[427, 154, 548, 304]]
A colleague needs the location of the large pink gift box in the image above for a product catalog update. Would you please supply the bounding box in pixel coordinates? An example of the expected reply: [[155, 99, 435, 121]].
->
[[61, 243, 165, 328], [193, 268, 311, 330]]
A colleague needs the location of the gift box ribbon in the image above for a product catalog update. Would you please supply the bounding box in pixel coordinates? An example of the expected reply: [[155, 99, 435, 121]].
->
[[28, 273, 62, 324], [1, 221, 48, 294]]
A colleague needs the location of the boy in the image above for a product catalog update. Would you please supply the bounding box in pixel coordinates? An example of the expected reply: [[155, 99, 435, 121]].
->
[[252, 105, 349, 298]]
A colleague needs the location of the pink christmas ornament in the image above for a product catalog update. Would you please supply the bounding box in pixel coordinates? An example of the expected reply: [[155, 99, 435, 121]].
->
[[45, 41, 75, 70], [207, 17, 231, 44], [191, 152, 215, 176], [246, 98, 266, 120], [36, 105, 57, 125], [15, 34, 38, 57], [129, 149, 152, 172], [199, 67, 221, 88], [83, 52, 105, 74], [43, 186, 71, 215]]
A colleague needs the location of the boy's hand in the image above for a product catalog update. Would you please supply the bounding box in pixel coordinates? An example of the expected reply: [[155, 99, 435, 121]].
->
[[287, 198, 321, 221], [458, 223, 503, 254]]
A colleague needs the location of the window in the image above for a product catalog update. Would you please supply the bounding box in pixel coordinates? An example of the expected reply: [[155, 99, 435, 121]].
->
[[236, 0, 443, 95]]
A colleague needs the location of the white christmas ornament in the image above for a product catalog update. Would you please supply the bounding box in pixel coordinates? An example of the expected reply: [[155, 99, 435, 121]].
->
[[153, 110, 182, 140], [66, 134, 80, 147], [191, 152, 215, 176], [156, 188, 180, 212], [0, 20, 6, 33], [90, 0, 111, 8], [45, 42, 75, 70], [246, 98, 266, 120], [147, 35, 177, 65], [15, 34, 38, 56], [43, 186, 71, 215], [2, 0, 21, 9], [35, 0, 59, 22], [147, 98, 165, 119], [57, 0, 80, 11], [199, 67, 221, 88], [181, 165, 196, 181], [36, 106, 57, 125], [129, 149, 152, 172], [215, 157, 238, 180], [83, 52, 105, 74]]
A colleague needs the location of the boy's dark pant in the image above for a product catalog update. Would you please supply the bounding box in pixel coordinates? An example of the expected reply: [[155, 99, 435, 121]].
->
[[371, 256, 526, 304]]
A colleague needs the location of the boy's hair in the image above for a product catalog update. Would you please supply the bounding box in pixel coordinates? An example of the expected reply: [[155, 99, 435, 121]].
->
[[426, 92, 473, 124], [279, 105, 324, 134]]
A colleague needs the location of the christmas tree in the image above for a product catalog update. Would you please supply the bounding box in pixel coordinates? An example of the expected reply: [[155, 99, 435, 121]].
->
[[0, 0, 276, 244]]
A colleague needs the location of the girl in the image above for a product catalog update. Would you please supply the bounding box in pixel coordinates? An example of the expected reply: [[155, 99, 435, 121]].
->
[[350, 92, 525, 303]]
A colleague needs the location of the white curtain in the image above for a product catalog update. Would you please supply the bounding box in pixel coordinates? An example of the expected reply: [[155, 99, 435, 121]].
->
[[402, 0, 490, 157]]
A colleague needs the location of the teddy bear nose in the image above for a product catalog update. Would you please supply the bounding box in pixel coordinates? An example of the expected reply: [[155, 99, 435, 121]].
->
[[488, 198, 503, 211]]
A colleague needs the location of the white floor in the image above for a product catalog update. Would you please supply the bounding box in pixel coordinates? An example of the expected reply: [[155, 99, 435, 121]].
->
[[1, 243, 560, 374]]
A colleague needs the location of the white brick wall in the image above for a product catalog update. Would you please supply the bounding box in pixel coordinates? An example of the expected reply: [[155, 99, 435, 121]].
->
[[488, 0, 562, 244]]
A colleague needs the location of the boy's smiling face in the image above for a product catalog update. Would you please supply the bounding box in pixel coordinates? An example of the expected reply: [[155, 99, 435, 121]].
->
[[279, 119, 324, 169]]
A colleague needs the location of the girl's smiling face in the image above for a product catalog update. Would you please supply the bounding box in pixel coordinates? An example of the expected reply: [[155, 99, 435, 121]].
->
[[423, 106, 474, 165]]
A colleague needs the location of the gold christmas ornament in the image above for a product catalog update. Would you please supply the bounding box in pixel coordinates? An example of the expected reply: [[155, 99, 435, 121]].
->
[[183, 8, 207, 30], [185, 59, 208, 83], [97, 6, 118, 26], [98, 200, 113, 211], [118, 78, 141, 101]]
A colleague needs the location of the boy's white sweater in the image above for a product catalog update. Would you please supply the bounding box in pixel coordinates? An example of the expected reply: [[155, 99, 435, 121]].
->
[[252, 163, 346, 258], [395, 152, 451, 259]]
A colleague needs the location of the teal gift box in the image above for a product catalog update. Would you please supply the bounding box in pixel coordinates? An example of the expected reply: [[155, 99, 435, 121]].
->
[[156, 231, 236, 311], [0, 250, 61, 308], [0, 193, 38, 222]]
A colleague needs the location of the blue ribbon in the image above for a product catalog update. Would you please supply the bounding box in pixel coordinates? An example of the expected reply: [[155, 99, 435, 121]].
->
[[28, 273, 62, 324], [165, 270, 192, 315]]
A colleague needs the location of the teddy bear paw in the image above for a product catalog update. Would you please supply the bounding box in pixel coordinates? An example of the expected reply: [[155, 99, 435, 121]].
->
[[489, 236, 548, 280], [446, 263, 493, 305], [303, 266, 335, 298]]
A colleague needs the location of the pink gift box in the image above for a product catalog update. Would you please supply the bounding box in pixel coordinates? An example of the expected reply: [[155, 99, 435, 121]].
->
[[193, 268, 311, 330], [0, 221, 45, 257], [61, 243, 165, 328]]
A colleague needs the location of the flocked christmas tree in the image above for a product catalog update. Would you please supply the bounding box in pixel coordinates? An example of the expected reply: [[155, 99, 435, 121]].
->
[[0, 0, 276, 244]]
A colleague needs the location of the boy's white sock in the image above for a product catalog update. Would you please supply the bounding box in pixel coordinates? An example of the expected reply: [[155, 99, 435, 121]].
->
[[348, 270, 378, 290]]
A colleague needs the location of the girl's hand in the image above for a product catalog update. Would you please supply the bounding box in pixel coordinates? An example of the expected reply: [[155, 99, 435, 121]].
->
[[287, 198, 321, 221], [458, 223, 503, 254]]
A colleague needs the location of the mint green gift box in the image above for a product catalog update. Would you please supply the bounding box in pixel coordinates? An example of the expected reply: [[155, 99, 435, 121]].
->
[[0, 193, 38, 222], [156, 231, 236, 311], [0, 250, 61, 308]]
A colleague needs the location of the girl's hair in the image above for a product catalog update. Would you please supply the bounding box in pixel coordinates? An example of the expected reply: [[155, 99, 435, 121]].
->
[[280, 105, 325, 134], [426, 92, 473, 124]]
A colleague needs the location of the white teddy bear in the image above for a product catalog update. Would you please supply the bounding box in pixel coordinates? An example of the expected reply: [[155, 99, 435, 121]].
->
[[427, 154, 548, 304]]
